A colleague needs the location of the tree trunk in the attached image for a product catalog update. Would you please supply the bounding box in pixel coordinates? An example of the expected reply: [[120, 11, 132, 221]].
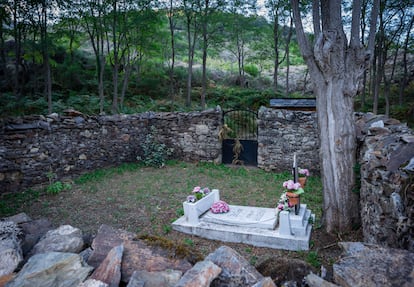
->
[[291, 0, 379, 232], [201, 16, 208, 110], [285, 16, 293, 96], [168, 0, 175, 105], [273, 18, 279, 92]]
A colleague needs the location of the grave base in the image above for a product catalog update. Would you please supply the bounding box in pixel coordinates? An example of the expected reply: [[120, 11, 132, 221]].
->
[[172, 204, 314, 251]]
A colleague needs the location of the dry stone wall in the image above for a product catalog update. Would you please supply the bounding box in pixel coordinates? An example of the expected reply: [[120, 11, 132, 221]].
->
[[356, 113, 414, 251], [257, 107, 320, 174], [0, 108, 222, 193]]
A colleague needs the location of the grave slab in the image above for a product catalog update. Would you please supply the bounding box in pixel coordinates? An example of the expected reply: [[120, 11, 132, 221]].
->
[[172, 203, 314, 251], [202, 205, 277, 230]]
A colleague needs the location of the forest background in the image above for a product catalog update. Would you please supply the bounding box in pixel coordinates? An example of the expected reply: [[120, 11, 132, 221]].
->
[[0, 0, 413, 126]]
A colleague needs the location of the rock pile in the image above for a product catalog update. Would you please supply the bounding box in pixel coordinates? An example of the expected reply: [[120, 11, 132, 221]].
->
[[1, 212, 413, 287], [357, 113, 414, 251]]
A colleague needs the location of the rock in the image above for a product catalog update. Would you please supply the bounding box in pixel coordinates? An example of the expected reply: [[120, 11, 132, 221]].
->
[[333, 242, 414, 287], [6, 252, 93, 287], [2, 213, 32, 224], [0, 221, 23, 277], [126, 270, 182, 287], [30, 225, 84, 255], [0, 273, 15, 287], [89, 245, 123, 287], [305, 273, 339, 287], [205, 245, 263, 287], [78, 279, 109, 287], [250, 277, 277, 287], [255, 257, 314, 286], [19, 218, 53, 257], [88, 224, 192, 283], [175, 260, 221, 287]]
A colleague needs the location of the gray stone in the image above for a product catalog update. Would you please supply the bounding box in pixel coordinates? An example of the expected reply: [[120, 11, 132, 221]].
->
[[205, 246, 263, 287], [78, 279, 108, 287], [333, 242, 414, 287], [89, 245, 123, 287], [30, 225, 84, 255], [251, 277, 277, 287], [175, 260, 221, 287], [6, 252, 93, 287], [126, 269, 182, 287], [3, 213, 32, 224], [305, 273, 339, 287], [19, 218, 53, 256], [88, 224, 192, 283], [0, 221, 23, 277]]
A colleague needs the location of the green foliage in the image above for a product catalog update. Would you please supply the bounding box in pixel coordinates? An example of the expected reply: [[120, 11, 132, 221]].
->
[[46, 181, 72, 194], [306, 251, 321, 269], [46, 170, 71, 194], [244, 64, 259, 77], [137, 126, 174, 168]]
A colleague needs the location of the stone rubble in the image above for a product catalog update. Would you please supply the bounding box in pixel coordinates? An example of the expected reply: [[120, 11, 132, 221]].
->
[[357, 113, 414, 251], [1, 212, 414, 287]]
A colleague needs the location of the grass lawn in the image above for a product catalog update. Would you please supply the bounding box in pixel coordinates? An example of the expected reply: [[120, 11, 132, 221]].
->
[[0, 161, 361, 278]]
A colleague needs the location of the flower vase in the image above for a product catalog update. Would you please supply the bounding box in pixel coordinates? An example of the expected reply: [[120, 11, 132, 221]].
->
[[298, 177, 307, 188], [286, 192, 301, 215]]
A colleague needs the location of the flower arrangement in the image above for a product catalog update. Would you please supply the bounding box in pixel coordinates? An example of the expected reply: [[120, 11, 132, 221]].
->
[[283, 180, 304, 194], [277, 179, 305, 212], [187, 186, 211, 203], [210, 200, 230, 214], [277, 192, 293, 211], [298, 168, 310, 177]]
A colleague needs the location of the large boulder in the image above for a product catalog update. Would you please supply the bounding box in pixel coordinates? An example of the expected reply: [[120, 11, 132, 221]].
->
[[29, 225, 84, 255], [89, 245, 123, 287], [175, 260, 221, 287], [0, 221, 23, 277], [87, 224, 192, 283], [5, 252, 93, 287], [205, 245, 263, 287], [333, 242, 414, 287]]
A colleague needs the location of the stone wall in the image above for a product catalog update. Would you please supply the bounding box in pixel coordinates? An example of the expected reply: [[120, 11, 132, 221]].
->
[[0, 108, 222, 193], [257, 107, 320, 174], [357, 113, 414, 251]]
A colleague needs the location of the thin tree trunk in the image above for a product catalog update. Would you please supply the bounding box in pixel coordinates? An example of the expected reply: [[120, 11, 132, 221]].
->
[[285, 16, 293, 96], [273, 17, 279, 92], [168, 0, 175, 105], [399, 15, 414, 105]]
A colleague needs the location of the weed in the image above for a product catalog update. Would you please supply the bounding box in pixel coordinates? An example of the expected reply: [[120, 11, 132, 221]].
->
[[306, 251, 321, 269], [176, 208, 184, 217], [249, 255, 258, 266], [137, 126, 174, 168], [46, 181, 71, 194], [163, 224, 172, 234], [183, 238, 194, 246]]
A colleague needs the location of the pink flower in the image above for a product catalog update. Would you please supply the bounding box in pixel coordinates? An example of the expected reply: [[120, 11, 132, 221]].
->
[[299, 168, 310, 177], [283, 180, 301, 190], [210, 200, 230, 214], [192, 186, 201, 193]]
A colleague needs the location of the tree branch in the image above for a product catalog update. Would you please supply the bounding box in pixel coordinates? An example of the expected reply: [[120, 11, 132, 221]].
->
[[350, 0, 361, 48], [312, 0, 321, 39]]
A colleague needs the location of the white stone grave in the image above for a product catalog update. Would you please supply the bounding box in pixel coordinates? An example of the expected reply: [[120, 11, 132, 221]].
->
[[172, 189, 314, 251]]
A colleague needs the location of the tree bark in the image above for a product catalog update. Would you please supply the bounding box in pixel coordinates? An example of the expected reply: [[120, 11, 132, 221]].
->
[[291, 0, 379, 232]]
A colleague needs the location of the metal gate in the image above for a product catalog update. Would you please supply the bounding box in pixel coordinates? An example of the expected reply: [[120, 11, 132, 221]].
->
[[221, 109, 258, 166]]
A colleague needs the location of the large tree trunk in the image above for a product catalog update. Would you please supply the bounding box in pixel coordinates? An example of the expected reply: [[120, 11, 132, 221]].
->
[[291, 0, 379, 232]]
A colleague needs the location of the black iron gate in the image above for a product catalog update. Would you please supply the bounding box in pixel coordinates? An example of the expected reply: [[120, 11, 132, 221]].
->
[[221, 109, 258, 166]]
